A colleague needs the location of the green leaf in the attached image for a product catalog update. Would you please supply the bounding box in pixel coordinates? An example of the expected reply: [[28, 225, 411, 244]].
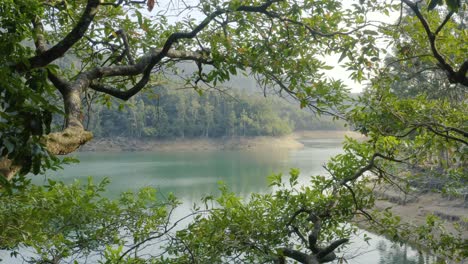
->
[[3, 139, 14, 154], [289, 168, 300, 186], [338, 48, 349, 63], [47, 179, 57, 187], [267, 173, 282, 187], [363, 30, 379, 36], [135, 10, 143, 27]]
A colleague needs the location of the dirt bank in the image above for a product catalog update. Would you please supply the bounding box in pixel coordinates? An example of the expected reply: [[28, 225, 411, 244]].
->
[[363, 184, 468, 239], [79, 135, 304, 152]]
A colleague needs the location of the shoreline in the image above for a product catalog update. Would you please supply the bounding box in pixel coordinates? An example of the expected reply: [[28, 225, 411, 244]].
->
[[79, 131, 467, 243], [78, 130, 358, 152], [79, 135, 305, 152], [356, 184, 468, 240], [376, 187, 467, 237]]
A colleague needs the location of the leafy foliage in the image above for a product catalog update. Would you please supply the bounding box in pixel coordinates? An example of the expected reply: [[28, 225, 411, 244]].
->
[[0, 178, 179, 263], [0, 0, 467, 263]]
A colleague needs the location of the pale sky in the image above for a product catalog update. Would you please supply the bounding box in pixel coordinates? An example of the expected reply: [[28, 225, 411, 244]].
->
[[143, 0, 400, 93]]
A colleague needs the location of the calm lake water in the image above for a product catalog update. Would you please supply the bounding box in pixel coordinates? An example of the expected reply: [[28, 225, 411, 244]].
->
[[26, 137, 437, 263]]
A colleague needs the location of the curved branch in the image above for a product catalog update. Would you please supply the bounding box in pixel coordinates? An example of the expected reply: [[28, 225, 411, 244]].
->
[[421, 122, 467, 138], [87, 0, 281, 99], [88, 49, 212, 100], [279, 248, 316, 264], [22, 0, 101, 70], [316, 238, 349, 260], [423, 125, 468, 145], [434, 11, 454, 35], [341, 153, 406, 185], [401, 0, 452, 73], [401, 0, 467, 86]]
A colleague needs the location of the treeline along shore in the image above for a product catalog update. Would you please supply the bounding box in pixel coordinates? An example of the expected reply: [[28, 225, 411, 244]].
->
[[77, 85, 347, 140], [79, 131, 365, 152]]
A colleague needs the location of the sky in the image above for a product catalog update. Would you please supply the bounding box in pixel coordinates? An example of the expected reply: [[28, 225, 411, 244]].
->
[[140, 0, 401, 93]]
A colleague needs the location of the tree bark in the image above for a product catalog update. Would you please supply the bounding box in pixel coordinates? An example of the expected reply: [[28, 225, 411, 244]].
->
[[1, 80, 93, 181]]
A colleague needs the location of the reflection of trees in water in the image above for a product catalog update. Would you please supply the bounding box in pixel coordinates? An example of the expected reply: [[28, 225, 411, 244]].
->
[[376, 240, 436, 264]]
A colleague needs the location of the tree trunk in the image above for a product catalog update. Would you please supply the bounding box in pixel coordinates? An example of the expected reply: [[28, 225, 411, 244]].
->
[[1, 86, 93, 181]]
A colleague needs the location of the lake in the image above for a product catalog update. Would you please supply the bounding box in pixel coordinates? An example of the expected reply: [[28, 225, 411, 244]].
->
[[28, 137, 437, 263]]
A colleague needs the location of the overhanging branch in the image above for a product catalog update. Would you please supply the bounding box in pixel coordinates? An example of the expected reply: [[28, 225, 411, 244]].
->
[[87, 0, 281, 100], [21, 0, 101, 70], [88, 49, 212, 100], [401, 0, 468, 87], [281, 210, 349, 263]]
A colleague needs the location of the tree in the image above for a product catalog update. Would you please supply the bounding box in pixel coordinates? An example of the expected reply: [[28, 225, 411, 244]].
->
[[0, 0, 392, 179], [202, 98, 215, 138], [0, 0, 467, 263]]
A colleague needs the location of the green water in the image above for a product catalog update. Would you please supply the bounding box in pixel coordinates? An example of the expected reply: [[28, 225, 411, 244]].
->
[[31, 138, 437, 263], [38, 139, 344, 198]]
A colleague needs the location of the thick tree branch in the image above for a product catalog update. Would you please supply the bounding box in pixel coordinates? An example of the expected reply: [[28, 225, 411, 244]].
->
[[116, 29, 135, 65], [307, 215, 321, 253], [401, 0, 468, 86], [0, 158, 21, 181], [87, 0, 280, 99], [457, 61, 468, 84], [47, 70, 70, 95], [316, 238, 349, 259], [280, 248, 316, 264], [20, 0, 101, 70], [282, 209, 348, 263], [32, 18, 47, 54], [88, 49, 212, 99], [42, 128, 93, 155], [30, 16, 93, 155]]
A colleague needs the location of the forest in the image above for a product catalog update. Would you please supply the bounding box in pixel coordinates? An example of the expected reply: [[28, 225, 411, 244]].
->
[[84, 84, 345, 139]]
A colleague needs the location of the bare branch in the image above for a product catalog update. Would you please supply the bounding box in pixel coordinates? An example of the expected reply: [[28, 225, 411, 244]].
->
[[421, 124, 468, 145], [116, 29, 136, 65], [434, 11, 454, 36]]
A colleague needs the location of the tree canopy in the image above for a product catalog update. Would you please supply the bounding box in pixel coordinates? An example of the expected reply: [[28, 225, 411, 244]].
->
[[0, 0, 467, 263]]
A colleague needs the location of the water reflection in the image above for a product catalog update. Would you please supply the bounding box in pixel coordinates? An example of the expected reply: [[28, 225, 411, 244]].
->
[[27, 138, 439, 263], [375, 240, 437, 264], [37, 149, 291, 200]]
